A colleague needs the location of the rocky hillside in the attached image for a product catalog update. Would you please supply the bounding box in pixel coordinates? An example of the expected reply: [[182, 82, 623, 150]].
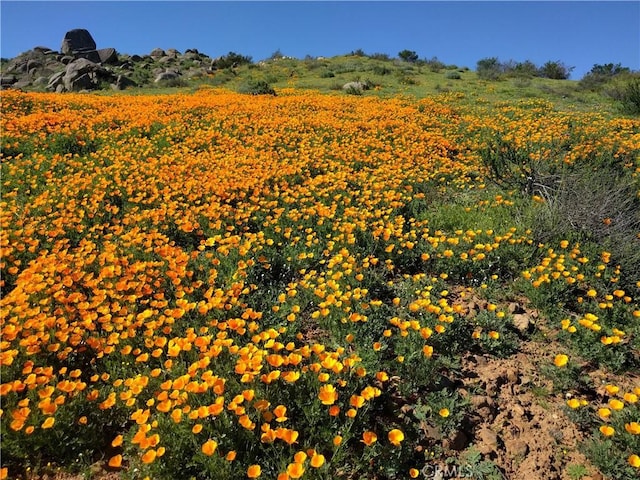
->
[[0, 28, 228, 92]]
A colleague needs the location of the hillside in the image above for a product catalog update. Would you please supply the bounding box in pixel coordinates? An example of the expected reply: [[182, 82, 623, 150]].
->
[[1, 29, 638, 115]]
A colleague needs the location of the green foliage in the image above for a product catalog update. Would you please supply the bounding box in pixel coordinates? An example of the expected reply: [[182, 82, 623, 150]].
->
[[369, 52, 391, 61], [579, 63, 631, 90], [538, 60, 574, 80], [211, 51, 253, 70], [615, 77, 640, 115], [398, 49, 419, 63], [476, 57, 503, 80], [583, 438, 640, 480], [237, 79, 276, 95], [424, 56, 447, 73], [509, 60, 539, 78]]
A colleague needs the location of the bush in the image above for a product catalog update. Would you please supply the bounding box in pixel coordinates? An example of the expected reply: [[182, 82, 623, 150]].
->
[[507, 60, 539, 78], [372, 65, 391, 76], [369, 52, 391, 61], [211, 51, 252, 70], [538, 60, 573, 80], [237, 80, 276, 95], [580, 63, 631, 90], [476, 57, 503, 80], [398, 49, 419, 63], [445, 71, 461, 80], [424, 56, 446, 73], [614, 77, 640, 115]]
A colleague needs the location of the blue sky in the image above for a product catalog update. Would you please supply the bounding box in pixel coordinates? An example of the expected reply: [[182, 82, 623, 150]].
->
[[1, 1, 638, 79]]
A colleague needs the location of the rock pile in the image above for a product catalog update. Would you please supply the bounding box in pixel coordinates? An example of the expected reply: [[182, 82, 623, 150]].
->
[[0, 29, 219, 92]]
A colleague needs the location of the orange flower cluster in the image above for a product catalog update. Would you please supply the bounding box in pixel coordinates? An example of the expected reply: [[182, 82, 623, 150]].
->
[[1, 88, 638, 478]]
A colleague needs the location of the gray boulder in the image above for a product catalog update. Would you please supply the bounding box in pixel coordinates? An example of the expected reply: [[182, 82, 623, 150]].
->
[[154, 71, 180, 83], [61, 58, 108, 91], [33, 46, 54, 54], [13, 79, 32, 89], [1, 75, 17, 87], [66, 72, 94, 91], [342, 81, 370, 92], [111, 74, 137, 90], [97, 48, 118, 64], [150, 48, 166, 58], [61, 29, 97, 55], [47, 71, 65, 91], [33, 76, 49, 86], [74, 50, 101, 63]]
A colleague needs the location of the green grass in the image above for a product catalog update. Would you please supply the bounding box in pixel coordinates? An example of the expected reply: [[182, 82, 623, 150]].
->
[[90, 54, 630, 115]]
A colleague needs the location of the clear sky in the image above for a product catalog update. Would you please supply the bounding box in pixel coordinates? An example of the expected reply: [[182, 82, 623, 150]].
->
[[1, 1, 638, 79]]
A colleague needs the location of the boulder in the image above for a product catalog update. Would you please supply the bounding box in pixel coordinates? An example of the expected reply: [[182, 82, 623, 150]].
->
[[65, 58, 102, 77], [47, 71, 65, 91], [342, 81, 370, 92], [61, 58, 107, 91], [154, 71, 179, 83], [33, 76, 49, 86], [61, 29, 97, 55], [74, 50, 101, 63], [150, 48, 166, 58], [13, 79, 32, 89], [66, 72, 94, 91], [1, 75, 17, 86], [111, 74, 137, 90], [97, 48, 118, 64]]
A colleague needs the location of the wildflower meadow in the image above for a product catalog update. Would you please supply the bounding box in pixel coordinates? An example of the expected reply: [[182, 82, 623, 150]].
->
[[1, 87, 639, 479]]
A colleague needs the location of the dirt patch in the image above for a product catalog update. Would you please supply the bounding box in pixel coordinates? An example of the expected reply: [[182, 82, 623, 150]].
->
[[459, 342, 600, 480]]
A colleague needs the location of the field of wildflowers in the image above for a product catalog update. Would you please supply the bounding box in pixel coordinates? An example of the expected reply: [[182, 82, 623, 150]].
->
[[1, 87, 639, 479]]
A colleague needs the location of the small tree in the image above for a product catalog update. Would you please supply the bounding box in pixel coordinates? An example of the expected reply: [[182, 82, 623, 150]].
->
[[589, 63, 630, 77], [538, 60, 573, 80], [476, 57, 503, 80], [398, 49, 419, 63], [212, 51, 252, 70], [512, 60, 539, 78], [269, 49, 284, 60], [424, 56, 446, 72], [580, 63, 631, 90], [614, 77, 640, 115]]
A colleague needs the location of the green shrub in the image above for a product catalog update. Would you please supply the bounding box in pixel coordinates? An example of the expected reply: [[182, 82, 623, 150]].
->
[[398, 49, 419, 63], [211, 51, 252, 70], [445, 71, 461, 80], [372, 65, 391, 76], [538, 60, 574, 80], [369, 52, 391, 61], [424, 57, 446, 73], [616, 77, 640, 115], [237, 80, 276, 96], [476, 57, 503, 80]]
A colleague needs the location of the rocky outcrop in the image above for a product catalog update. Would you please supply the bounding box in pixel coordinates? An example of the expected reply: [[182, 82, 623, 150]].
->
[[0, 28, 223, 92], [61, 29, 97, 55]]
